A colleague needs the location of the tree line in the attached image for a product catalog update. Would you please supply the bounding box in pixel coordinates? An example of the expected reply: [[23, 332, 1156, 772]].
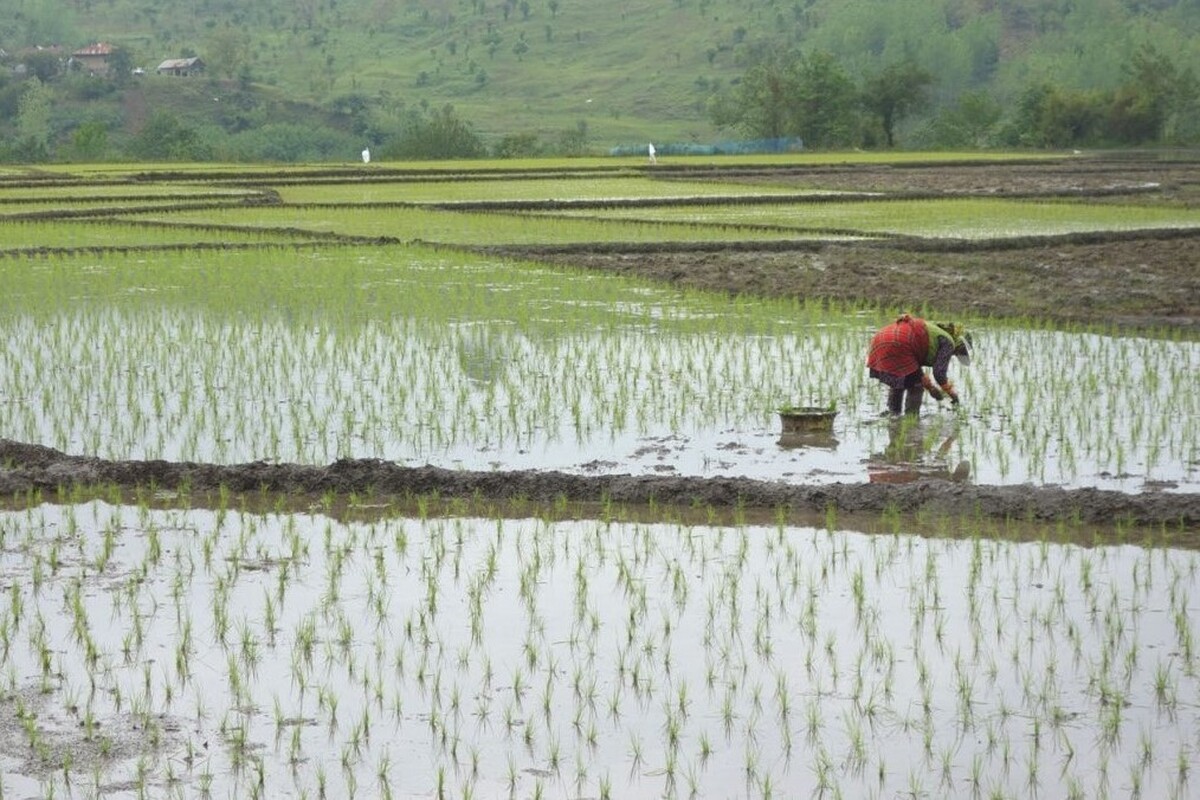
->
[[709, 43, 1199, 149], [0, 51, 590, 163], [2, 38, 1197, 163]]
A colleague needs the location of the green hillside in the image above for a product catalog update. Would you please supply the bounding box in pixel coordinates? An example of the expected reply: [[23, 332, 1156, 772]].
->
[[2, 0, 1198, 158]]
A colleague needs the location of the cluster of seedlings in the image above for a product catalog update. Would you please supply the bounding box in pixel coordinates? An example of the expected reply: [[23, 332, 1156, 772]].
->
[[0, 245, 1194, 490], [0, 491, 1195, 798]]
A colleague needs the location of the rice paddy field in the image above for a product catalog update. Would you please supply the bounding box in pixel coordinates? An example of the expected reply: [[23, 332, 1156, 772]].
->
[[0, 154, 1197, 798], [0, 246, 1195, 492]]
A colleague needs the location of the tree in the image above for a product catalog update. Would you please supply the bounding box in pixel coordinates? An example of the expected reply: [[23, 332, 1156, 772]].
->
[[717, 48, 794, 138], [493, 131, 543, 158], [70, 120, 109, 162], [0, 77, 23, 124], [862, 59, 933, 148], [64, 71, 114, 100], [17, 78, 52, 155], [1000, 83, 1105, 148], [227, 122, 359, 162], [1108, 44, 1196, 144], [996, 46, 1198, 147], [330, 93, 374, 137], [18, 3, 78, 51], [107, 46, 134, 86], [207, 26, 251, 79], [381, 105, 486, 159], [713, 48, 858, 148], [923, 90, 1002, 148], [23, 50, 62, 82], [128, 111, 210, 161], [484, 30, 503, 59], [554, 120, 590, 155], [1107, 84, 1165, 144], [791, 52, 859, 148], [1043, 89, 1106, 146]]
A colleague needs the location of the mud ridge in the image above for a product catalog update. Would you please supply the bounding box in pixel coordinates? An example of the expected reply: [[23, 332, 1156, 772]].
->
[[1, 440, 1195, 528], [509, 233, 1200, 332]]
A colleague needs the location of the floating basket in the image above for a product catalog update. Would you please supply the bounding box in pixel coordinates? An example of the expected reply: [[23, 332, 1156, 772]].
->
[[778, 406, 837, 434]]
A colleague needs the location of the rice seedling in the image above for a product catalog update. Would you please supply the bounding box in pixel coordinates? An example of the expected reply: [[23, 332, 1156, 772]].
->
[[0, 166, 1196, 797], [125, 203, 816, 246], [273, 175, 807, 205], [2, 243, 1193, 493], [560, 196, 1200, 238], [0, 218, 334, 250]]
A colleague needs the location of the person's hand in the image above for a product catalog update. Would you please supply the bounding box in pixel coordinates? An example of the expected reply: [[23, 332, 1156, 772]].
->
[[940, 382, 959, 406], [921, 374, 943, 401]]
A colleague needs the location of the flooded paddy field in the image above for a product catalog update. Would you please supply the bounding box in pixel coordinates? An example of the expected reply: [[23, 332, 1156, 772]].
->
[[1, 501, 1198, 798], [1, 154, 1198, 796], [0, 247, 1195, 495]]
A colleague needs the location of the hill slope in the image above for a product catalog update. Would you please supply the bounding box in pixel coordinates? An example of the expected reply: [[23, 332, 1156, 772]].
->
[[3, 0, 1198, 149]]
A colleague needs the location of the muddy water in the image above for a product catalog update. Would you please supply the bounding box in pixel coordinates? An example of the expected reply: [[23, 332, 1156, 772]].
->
[[0, 503, 1195, 798]]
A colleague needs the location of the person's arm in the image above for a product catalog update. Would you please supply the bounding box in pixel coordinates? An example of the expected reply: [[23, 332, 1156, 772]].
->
[[920, 372, 944, 401], [931, 339, 959, 404]]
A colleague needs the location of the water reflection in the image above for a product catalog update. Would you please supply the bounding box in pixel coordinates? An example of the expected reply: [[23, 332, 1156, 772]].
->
[[867, 416, 971, 484], [777, 429, 839, 450]]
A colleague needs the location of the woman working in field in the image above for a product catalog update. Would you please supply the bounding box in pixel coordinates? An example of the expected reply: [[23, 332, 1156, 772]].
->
[[867, 314, 971, 415]]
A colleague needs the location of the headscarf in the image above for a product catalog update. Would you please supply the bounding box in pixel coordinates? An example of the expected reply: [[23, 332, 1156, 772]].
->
[[937, 322, 972, 365]]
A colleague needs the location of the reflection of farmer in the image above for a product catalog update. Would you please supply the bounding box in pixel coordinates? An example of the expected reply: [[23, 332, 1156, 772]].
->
[[867, 417, 971, 483], [867, 314, 971, 415]]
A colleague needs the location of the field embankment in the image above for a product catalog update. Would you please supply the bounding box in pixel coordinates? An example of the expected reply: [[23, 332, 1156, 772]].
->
[[496, 155, 1200, 331], [2, 440, 1197, 535], [1, 153, 1197, 525]]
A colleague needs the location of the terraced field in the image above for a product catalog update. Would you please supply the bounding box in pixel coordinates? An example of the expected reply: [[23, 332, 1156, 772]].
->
[[0, 152, 1197, 799]]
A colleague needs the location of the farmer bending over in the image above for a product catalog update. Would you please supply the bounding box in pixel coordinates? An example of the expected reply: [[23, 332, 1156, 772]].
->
[[867, 314, 971, 415]]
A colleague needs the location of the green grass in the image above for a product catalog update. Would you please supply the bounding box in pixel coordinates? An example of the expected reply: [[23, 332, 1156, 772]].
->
[[272, 176, 811, 204], [119, 205, 829, 245], [0, 220, 334, 249], [554, 197, 1200, 238], [0, 198, 257, 216], [29, 162, 294, 177], [32, 151, 1053, 180], [16, 0, 1200, 153], [8, 157, 1191, 252], [0, 186, 260, 201]]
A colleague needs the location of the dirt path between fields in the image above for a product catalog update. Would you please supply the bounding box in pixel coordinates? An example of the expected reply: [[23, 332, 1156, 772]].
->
[[1, 440, 1197, 532]]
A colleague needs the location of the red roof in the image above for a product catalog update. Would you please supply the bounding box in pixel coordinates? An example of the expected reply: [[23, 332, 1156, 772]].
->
[[73, 42, 114, 57]]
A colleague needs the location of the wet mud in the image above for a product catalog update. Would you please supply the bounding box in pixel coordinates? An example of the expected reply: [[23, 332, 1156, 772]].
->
[[0, 684, 185, 792], [487, 156, 1200, 331], [1, 440, 1196, 531], [495, 229, 1200, 333]]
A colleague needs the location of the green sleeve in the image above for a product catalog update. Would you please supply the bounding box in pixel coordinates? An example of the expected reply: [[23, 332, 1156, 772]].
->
[[922, 321, 951, 365]]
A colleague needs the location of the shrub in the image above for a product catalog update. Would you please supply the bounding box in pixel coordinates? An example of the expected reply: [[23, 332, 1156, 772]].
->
[[378, 105, 486, 160]]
